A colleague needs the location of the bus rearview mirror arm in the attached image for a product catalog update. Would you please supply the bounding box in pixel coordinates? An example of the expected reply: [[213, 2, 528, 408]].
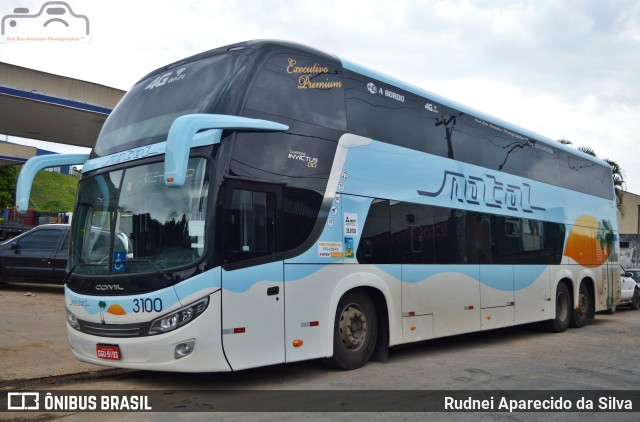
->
[[15, 153, 90, 212], [164, 114, 288, 187]]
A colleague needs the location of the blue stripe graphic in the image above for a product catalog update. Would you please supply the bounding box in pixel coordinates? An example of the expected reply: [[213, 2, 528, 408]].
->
[[0, 85, 113, 115]]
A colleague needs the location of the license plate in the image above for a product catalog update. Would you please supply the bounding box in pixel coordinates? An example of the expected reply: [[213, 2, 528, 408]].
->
[[96, 344, 121, 360]]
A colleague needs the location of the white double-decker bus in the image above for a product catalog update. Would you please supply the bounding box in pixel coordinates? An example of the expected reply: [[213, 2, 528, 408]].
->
[[16, 40, 619, 372]]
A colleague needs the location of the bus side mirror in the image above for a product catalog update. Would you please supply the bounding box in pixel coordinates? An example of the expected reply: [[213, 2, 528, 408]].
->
[[15, 153, 90, 211], [164, 114, 288, 187]]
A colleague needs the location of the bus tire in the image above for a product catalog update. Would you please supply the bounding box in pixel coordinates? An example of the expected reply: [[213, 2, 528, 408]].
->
[[542, 282, 570, 333], [570, 281, 590, 328], [326, 290, 377, 370], [631, 289, 640, 311]]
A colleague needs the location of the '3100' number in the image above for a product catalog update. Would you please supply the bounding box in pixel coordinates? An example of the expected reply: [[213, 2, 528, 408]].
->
[[132, 298, 163, 313]]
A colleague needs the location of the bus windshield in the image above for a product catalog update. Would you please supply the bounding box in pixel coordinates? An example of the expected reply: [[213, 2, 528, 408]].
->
[[94, 52, 247, 156], [70, 157, 210, 277]]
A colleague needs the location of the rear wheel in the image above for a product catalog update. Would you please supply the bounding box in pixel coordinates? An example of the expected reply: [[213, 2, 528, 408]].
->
[[542, 283, 570, 333], [631, 289, 640, 311], [325, 290, 377, 370], [570, 282, 590, 328]]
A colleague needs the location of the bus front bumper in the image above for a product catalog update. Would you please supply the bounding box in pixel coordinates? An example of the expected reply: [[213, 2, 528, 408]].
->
[[67, 291, 230, 372]]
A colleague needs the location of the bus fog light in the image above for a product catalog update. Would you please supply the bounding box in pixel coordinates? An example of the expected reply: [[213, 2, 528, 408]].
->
[[67, 311, 80, 331], [175, 340, 195, 359]]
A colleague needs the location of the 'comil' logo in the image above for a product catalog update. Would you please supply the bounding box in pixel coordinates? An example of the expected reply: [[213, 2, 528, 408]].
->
[[1, 1, 91, 43]]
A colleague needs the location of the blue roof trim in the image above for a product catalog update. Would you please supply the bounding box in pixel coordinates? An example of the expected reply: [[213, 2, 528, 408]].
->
[[0, 85, 113, 115], [0, 154, 28, 163], [339, 58, 608, 167]]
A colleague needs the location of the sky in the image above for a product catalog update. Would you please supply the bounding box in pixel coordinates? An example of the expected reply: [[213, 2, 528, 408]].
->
[[1, 0, 639, 195]]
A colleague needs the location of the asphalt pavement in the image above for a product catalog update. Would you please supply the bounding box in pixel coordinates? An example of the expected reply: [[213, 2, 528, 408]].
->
[[0, 282, 117, 386]]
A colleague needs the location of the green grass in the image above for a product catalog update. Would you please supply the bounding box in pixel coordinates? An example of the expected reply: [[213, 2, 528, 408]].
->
[[29, 170, 79, 212]]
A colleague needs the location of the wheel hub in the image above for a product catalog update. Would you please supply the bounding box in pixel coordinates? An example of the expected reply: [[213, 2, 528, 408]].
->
[[339, 303, 368, 351]]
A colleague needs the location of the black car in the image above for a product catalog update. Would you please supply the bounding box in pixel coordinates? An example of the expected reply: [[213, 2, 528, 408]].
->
[[0, 224, 70, 284]]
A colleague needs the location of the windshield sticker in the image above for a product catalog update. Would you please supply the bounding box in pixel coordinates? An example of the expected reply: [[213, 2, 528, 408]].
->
[[344, 213, 358, 236], [112, 252, 126, 273], [344, 238, 354, 258], [286, 58, 342, 90], [144, 67, 187, 90]]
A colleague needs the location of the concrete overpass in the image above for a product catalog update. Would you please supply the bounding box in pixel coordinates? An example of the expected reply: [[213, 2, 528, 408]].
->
[[0, 61, 125, 166]]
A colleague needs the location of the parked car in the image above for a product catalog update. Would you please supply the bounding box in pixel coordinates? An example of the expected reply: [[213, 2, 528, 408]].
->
[[625, 268, 640, 284], [614, 265, 640, 312], [0, 224, 70, 284]]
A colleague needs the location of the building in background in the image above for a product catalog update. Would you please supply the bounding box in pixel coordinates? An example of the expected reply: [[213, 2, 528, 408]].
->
[[0, 138, 77, 176]]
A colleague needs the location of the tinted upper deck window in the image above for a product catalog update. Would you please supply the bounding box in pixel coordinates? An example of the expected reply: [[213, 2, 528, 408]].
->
[[245, 54, 346, 131], [344, 71, 424, 151], [95, 52, 249, 156]]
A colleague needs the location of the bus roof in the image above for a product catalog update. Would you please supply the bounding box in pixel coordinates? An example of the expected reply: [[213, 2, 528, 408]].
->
[[133, 39, 609, 170], [338, 57, 608, 168], [136, 39, 339, 88]]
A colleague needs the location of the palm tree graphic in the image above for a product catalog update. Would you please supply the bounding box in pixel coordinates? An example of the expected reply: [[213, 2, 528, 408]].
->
[[99, 301, 107, 324]]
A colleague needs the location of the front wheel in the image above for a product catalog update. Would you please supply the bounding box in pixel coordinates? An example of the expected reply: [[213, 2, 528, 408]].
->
[[570, 281, 590, 328], [542, 283, 570, 333], [325, 290, 377, 370]]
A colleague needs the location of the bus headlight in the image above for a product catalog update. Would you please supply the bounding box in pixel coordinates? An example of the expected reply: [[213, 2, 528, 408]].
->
[[148, 297, 209, 335]]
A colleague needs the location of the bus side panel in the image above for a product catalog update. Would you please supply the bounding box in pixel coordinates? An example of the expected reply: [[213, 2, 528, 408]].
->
[[402, 265, 480, 339], [600, 262, 617, 311], [479, 265, 515, 330], [514, 265, 552, 324], [284, 264, 402, 362], [221, 262, 285, 370], [479, 265, 515, 309]]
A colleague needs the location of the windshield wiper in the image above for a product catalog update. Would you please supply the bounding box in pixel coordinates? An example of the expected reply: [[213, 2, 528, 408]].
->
[[125, 258, 176, 284], [62, 264, 77, 285]]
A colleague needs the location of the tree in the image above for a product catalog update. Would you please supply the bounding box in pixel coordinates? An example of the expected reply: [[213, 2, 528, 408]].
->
[[558, 140, 626, 213], [99, 301, 107, 325], [0, 166, 18, 209]]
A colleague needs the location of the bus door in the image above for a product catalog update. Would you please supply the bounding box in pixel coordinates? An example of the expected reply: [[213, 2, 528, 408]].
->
[[220, 181, 284, 370]]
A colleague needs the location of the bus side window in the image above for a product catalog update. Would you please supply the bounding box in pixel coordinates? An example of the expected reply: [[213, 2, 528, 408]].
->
[[224, 188, 277, 263], [357, 199, 391, 264]]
